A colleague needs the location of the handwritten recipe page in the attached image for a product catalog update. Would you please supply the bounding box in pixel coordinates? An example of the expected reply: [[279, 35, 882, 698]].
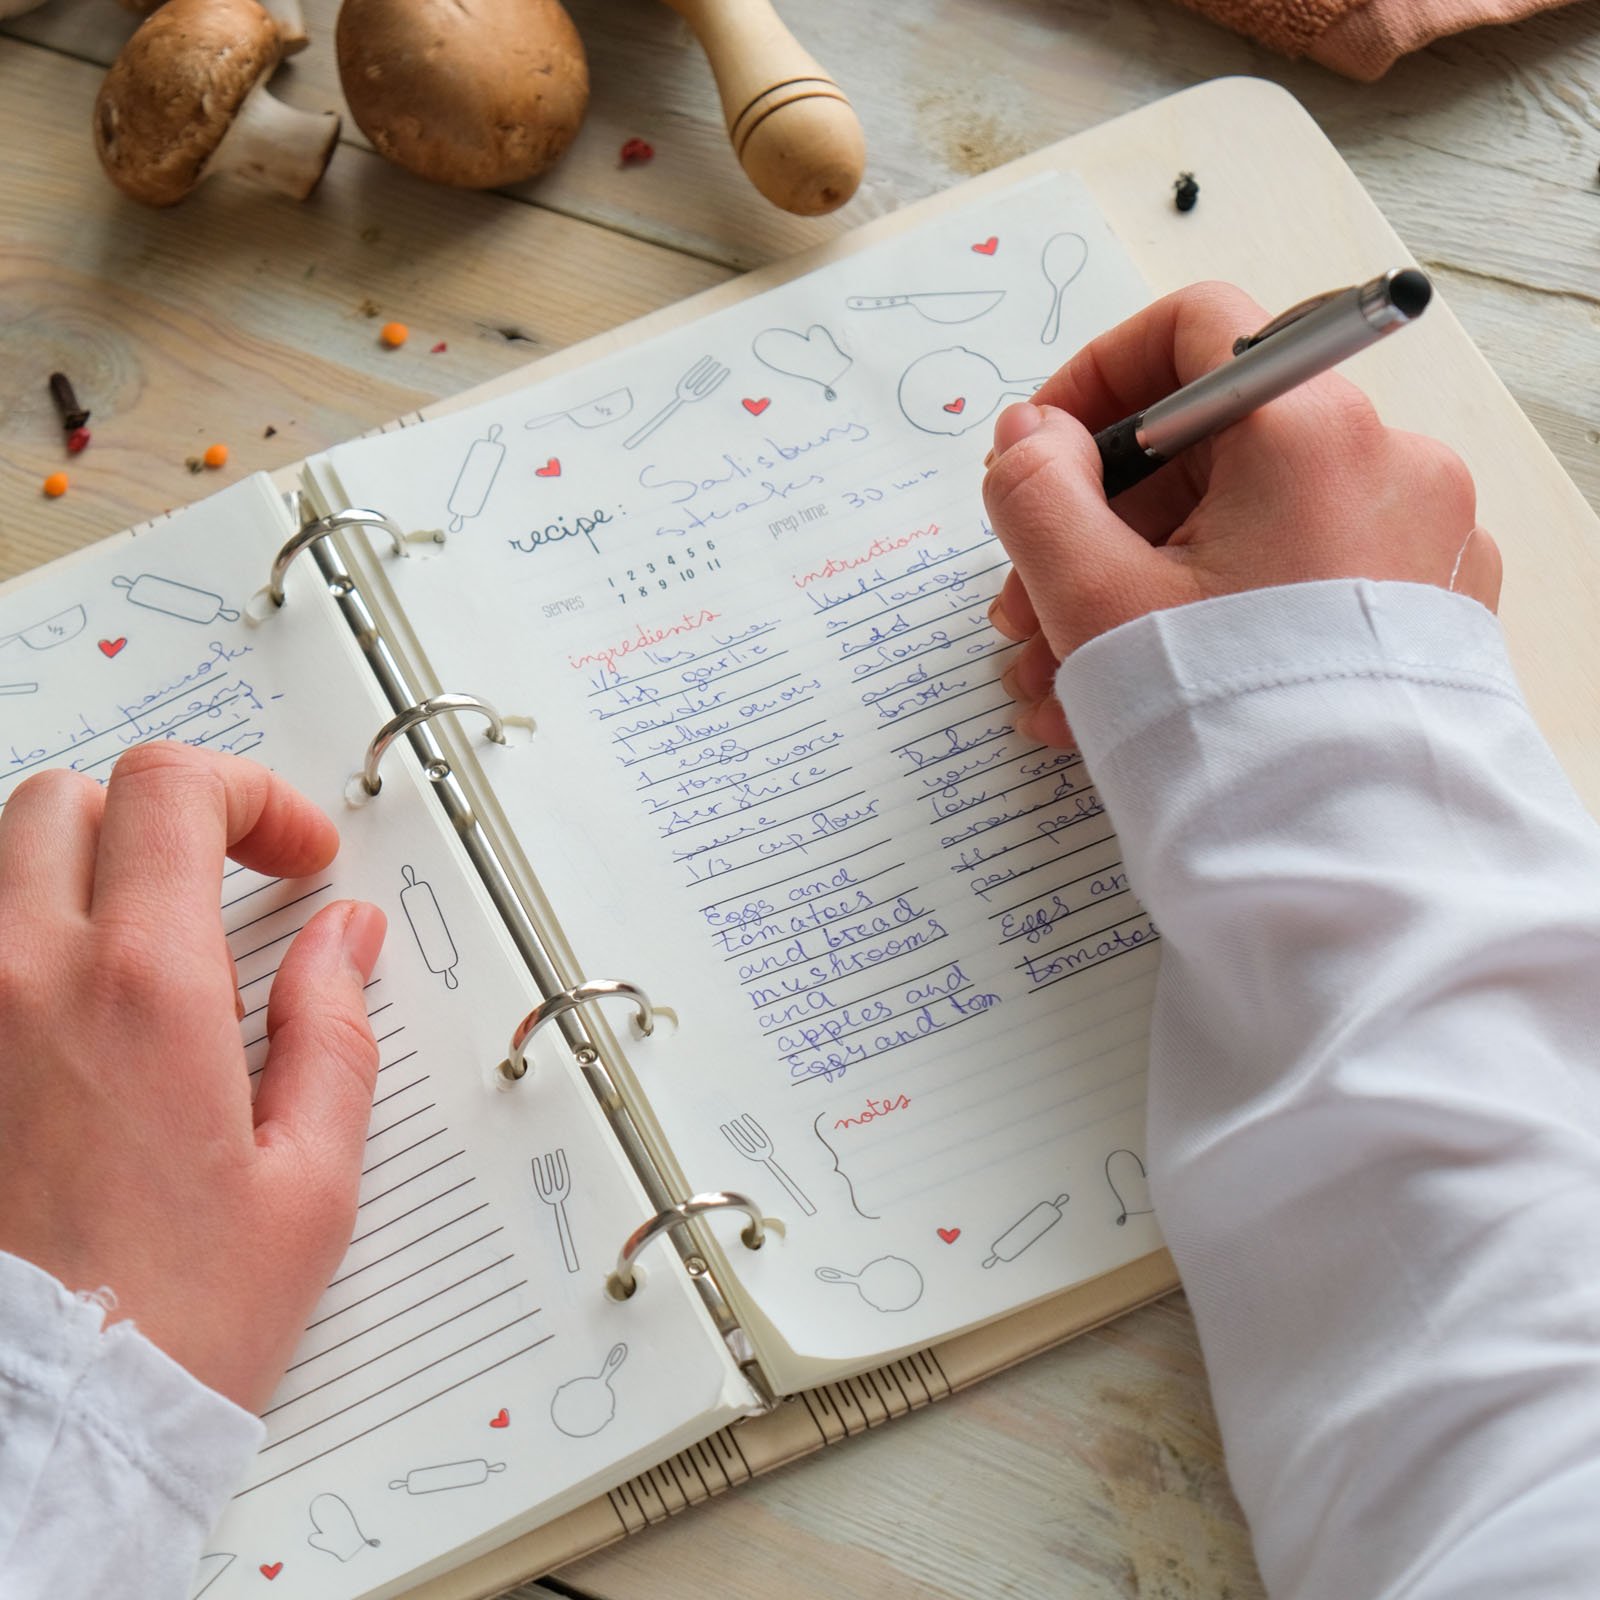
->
[[319, 174, 1166, 1373], [0, 480, 752, 1598]]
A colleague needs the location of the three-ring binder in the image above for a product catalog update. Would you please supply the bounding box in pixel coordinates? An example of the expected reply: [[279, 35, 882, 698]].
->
[[500, 979, 654, 1081], [288, 510, 761, 1341], [606, 1192, 767, 1301], [268, 506, 406, 607], [362, 693, 507, 795]]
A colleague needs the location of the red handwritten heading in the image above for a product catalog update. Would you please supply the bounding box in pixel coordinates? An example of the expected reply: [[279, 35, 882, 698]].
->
[[834, 1093, 911, 1131], [791, 523, 941, 590], [567, 609, 722, 675]]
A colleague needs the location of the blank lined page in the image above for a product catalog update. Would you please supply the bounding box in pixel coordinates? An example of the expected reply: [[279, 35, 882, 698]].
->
[[0, 479, 751, 1597]]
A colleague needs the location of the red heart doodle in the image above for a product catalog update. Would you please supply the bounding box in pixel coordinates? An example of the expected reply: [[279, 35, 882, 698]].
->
[[490, 1407, 510, 1428], [260, 1563, 283, 1580], [937, 1227, 961, 1244], [535, 458, 561, 478], [971, 236, 999, 256], [98, 637, 127, 658], [742, 397, 771, 416], [942, 397, 966, 415]]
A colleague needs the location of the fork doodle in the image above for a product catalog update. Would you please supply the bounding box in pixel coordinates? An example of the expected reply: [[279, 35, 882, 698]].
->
[[623, 355, 730, 450]]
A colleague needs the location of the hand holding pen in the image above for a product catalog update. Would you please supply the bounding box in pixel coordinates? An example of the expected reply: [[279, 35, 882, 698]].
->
[[980, 278, 1503, 745]]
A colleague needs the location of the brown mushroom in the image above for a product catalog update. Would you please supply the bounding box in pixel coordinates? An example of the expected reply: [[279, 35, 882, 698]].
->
[[111, 0, 310, 55], [336, 0, 588, 189], [94, 0, 339, 206]]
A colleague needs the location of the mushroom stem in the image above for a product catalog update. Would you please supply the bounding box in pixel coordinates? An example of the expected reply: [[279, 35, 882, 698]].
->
[[205, 82, 339, 199], [260, 0, 308, 54]]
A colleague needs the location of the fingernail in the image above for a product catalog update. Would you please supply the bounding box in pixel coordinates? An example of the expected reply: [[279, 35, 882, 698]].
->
[[1014, 703, 1040, 741], [982, 447, 995, 469], [992, 402, 1042, 457], [1000, 660, 1022, 699], [342, 902, 388, 981], [988, 596, 1027, 642], [234, 988, 246, 1022]]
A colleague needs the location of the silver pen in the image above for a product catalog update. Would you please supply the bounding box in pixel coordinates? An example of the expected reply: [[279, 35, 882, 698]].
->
[[1094, 268, 1432, 498]]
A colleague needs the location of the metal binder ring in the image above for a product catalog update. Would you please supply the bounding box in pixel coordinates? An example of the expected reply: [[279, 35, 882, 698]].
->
[[606, 1192, 766, 1301], [268, 507, 406, 607], [361, 693, 507, 795], [499, 979, 654, 1082]]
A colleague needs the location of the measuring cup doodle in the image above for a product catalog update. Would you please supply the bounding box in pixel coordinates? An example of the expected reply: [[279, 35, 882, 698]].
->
[[525, 387, 635, 431], [0, 604, 85, 653]]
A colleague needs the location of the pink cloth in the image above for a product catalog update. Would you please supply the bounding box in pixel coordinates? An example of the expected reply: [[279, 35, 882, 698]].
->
[[1171, 0, 1578, 79]]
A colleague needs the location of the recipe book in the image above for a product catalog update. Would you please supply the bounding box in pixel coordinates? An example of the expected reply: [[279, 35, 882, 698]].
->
[[1, 171, 1173, 1599]]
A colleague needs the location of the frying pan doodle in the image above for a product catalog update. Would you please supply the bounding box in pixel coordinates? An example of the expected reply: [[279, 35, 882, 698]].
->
[[814, 1255, 923, 1312], [0, 603, 86, 653], [1105, 1149, 1154, 1226], [896, 347, 1049, 437], [524, 387, 635, 431], [306, 1492, 380, 1560], [389, 1458, 507, 1494], [112, 574, 239, 625], [1039, 232, 1089, 344], [550, 1342, 628, 1437], [752, 324, 852, 401]]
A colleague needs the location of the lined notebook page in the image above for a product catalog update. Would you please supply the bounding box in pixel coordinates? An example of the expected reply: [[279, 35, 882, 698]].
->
[[319, 174, 1167, 1370], [0, 478, 751, 1599]]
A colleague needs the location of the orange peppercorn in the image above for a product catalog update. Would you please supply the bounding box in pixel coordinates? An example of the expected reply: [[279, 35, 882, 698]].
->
[[380, 322, 409, 348], [203, 442, 229, 469], [42, 471, 68, 498]]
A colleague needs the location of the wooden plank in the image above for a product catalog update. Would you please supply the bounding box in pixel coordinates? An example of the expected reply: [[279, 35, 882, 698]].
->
[[537, 1297, 1262, 1600], [8, 0, 1598, 517], [12, 0, 1600, 282], [0, 36, 731, 580]]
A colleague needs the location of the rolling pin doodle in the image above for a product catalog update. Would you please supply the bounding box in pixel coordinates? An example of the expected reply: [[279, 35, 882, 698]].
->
[[112, 573, 240, 624], [446, 423, 505, 533], [400, 865, 460, 989], [981, 1193, 1071, 1269], [388, 1459, 505, 1495]]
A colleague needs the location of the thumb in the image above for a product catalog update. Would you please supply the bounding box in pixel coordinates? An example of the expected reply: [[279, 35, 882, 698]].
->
[[253, 900, 387, 1169], [982, 403, 1182, 655]]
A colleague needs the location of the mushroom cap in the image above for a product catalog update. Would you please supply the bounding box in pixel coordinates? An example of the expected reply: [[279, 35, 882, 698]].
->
[[337, 0, 589, 189], [95, 0, 285, 206]]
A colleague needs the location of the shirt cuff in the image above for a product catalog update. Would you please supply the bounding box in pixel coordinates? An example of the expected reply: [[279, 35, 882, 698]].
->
[[1055, 579, 1520, 767], [0, 1249, 264, 1537]]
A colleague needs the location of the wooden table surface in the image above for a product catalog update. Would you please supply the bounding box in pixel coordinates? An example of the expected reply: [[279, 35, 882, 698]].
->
[[5, 2, 1600, 1596]]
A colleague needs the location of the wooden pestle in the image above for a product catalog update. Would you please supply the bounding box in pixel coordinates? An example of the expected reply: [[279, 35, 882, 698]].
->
[[661, 0, 865, 216]]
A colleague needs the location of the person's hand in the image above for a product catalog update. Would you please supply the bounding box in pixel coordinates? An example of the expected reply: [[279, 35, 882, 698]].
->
[[981, 281, 1503, 744], [0, 743, 386, 1413]]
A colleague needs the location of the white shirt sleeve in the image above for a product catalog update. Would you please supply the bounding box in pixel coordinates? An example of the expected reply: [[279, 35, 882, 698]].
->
[[1057, 579, 1600, 1600], [0, 1249, 264, 1599]]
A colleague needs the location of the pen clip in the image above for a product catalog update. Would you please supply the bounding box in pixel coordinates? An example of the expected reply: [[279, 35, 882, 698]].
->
[[1232, 287, 1348, 356]]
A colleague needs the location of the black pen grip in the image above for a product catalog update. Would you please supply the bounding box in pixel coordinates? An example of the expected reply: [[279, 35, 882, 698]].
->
[[1094, 413, 1166, 500]]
